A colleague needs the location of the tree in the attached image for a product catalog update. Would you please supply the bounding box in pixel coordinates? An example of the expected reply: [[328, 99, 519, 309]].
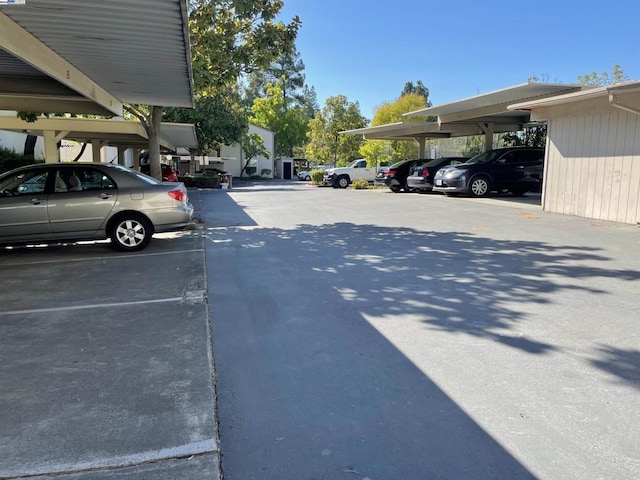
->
[[305, 95, 368, 165], [244, 49, 306, 108], [240, 133, 269, 177], [360, 93, 428, 164], [577, 64, 628, 86], [153, 0, 301, 178], [401, 80, 432, 106], [249, 82, 308, 157], [189, 0, 300, 93], [164, 85, 248, 156], [502, 125, 547, 148]]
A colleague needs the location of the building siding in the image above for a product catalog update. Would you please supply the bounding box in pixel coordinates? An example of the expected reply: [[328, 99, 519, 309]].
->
[[544, 109, 640, 224]]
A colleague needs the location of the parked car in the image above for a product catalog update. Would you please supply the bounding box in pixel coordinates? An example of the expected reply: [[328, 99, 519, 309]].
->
[[373, 159, 418, 192], [432, 147, 544, 197], [0, 163, 194, 251], [406, 157, 469, 192], [323, 159, 377, 188], [140, 162, 179, 182]]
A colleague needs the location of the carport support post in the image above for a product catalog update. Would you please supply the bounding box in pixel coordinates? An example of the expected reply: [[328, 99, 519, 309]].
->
[[91, 140, 102, 163], [415, 137, 426, 159], [42, 130, 69, 163], [478, 122, 495, 152], [117, 146, 127, 166], [132, 148, 140, 170]]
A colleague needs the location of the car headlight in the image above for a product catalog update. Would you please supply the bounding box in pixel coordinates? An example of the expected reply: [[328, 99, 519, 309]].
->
[[447, 169, 468, 178]]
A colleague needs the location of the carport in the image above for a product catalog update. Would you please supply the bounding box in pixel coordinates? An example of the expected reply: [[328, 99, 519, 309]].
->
[[0, 115, 197, 166], [342, 83, 589, 157], [0, 0, 194, 163], [508, 80, 640, 224]]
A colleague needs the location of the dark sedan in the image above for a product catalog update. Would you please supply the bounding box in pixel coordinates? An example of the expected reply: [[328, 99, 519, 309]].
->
[[374, 159, 417, 193], [0, 163, 194, 251], [406, 157, 469, 192], [433, 147, 544, 197]]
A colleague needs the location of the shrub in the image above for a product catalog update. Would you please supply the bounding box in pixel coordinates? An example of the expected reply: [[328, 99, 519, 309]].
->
[[0, 147, 40, 174], [179, 174, 221, 188], [310, 169, 325, 184], [351, 179, 370, 189]]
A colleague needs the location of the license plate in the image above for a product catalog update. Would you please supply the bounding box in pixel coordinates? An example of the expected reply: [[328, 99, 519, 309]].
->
[[435, 179, 443, 186]]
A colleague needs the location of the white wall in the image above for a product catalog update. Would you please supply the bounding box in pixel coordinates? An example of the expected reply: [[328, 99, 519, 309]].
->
[[220, 124, 275, 177], [543, 108, 640, 224]]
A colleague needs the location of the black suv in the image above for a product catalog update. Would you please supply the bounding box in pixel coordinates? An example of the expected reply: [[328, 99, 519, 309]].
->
[[432, 147, 544, 197]]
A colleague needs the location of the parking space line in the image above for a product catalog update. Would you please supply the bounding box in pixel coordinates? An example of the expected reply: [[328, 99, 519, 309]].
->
[[0, 248, 204, 267], [0, 297, 183, 316]]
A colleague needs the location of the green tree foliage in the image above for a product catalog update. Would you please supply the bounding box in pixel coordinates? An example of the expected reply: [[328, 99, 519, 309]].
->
[[244, 49, 306, 108], [164, 85, 248, 156], [578, 65, 628, 86], [162, 0, 301, 162], [502, 125, 547, 148], [401, 80, 432, 106], [359, 93, 427, 164], [305, 95, 368, 165], [189, 0, 301, 93], [241, 133, 270, 177], [249, 82, 308, 157]]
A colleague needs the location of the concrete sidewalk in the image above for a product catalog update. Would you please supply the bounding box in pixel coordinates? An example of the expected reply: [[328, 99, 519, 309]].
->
[[0, 189, 220, 479]]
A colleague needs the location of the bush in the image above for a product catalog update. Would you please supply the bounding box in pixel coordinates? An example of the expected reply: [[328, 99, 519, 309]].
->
[[179, 174, 221, 189], [351, 179, 370, 189], [310, 169, 325, 185], [0, 147, 39, 174]]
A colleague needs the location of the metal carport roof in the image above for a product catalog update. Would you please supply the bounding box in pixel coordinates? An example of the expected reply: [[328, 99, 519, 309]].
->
[[0, 0, 194, 116], [342, 83, 591, 156]]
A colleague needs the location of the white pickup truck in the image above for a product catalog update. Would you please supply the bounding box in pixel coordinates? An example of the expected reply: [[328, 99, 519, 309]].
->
[[322, 159, 377, 188]]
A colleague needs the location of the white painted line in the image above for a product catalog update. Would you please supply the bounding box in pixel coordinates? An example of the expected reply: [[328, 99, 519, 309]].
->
[[0, 249, 204, 267], [0, 297, 183, 316], [1, 439, 219, 478]]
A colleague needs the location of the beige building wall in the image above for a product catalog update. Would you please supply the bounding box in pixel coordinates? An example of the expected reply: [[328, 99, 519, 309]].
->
[[542, 106, 640, 225]]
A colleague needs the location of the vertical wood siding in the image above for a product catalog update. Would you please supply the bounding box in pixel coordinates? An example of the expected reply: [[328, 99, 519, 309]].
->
[[544, 110, 640, 224]]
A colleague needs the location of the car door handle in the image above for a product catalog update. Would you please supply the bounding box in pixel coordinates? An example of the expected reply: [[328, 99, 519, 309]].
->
[[29, 198, 45, 205], [98, 193, 114, 199]]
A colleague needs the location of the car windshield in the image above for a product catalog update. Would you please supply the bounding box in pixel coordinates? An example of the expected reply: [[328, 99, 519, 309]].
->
[[464, 150, 504, 165]]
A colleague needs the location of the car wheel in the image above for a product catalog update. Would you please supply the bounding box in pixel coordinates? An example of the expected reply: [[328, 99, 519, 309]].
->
[[469, 176, 491, 197], [109, 214, 153, 252], [336, 175, 350, 188], [304, 175, 311, 181]]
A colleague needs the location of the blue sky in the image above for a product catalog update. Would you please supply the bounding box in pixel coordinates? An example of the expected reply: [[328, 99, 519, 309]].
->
[[279, 0, 640, 121]]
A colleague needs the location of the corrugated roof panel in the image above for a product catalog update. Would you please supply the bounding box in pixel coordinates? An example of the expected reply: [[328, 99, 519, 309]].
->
[[0, 0, 193, 107]]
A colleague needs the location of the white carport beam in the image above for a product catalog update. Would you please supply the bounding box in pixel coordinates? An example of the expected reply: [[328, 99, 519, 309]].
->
[[92, 140, 108, 163], [0, 12, 122, 116], [609, 94, 640, 117]]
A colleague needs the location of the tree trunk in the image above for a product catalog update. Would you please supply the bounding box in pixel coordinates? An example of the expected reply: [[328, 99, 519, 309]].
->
[[23, 135, 37, 158], [147, 106, 164, 180]]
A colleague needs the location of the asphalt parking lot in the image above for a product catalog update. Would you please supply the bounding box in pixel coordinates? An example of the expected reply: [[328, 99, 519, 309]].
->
[[0, 189, 220, 479], [2, 181, 639, 479], [204, 181, 639, 479]]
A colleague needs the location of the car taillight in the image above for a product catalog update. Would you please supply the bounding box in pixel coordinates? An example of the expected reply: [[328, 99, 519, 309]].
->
[[388, 169, 397, 176], [422, 168, 430, 177], [168, 189, 186, 202]]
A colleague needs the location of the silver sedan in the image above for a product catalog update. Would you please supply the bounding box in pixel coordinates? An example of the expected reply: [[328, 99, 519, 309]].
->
[[0, 163, 194, 251]]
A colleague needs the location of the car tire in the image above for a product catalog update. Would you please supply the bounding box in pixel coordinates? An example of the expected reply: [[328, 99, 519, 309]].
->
[[390, 185, 401, 193], [109, 214, 153, 252], [468, 176, 491, 197], [304, 175, 311, 181], [336, 175, 350, 189]]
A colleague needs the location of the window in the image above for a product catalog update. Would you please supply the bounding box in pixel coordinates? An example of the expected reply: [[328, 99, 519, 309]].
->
[[0, 169, 49, 196], [57, 167, 116, 192]]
